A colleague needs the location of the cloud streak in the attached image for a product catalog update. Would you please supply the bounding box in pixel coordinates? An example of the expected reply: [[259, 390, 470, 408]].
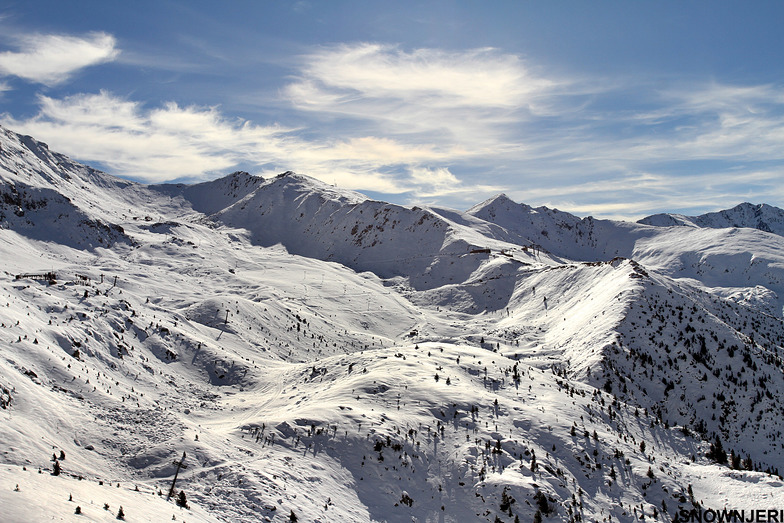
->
[[0, 32, 119, 86]]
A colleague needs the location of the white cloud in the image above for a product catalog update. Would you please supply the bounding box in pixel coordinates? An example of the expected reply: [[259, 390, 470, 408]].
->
[[284, 43, 560, 146], [0, 32, 119, 86], [1, 91, 293, 183], [405, 166, 503, 201], [0, 91, 466, 195], [290, 43, 550, 109]]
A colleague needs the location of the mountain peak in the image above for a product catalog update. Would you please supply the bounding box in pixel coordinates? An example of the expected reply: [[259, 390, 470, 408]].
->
[[262, 171, 370, 206], [147, 171, 265, 215], [468, 193, 518, 212]]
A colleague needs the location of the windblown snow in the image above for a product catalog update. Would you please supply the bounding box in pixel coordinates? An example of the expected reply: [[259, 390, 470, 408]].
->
[[1, 125, 783, 522]]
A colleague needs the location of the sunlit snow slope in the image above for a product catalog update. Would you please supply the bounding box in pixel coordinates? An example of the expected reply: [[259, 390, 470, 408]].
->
[[1, 125, 783, 523]]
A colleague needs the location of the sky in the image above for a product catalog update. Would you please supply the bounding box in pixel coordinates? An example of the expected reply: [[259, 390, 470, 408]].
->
[[1, 1, 784, 220]]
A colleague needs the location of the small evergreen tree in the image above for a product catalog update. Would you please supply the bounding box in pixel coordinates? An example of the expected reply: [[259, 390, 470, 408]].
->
[[116, 506, 125, 520], [176, 490, 189, 509], [289, 510, 298, 522], [52, 460, 61, 476]]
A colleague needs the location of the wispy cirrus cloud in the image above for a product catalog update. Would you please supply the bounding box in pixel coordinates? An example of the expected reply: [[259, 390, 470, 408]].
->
[[0, 32, 119, 86], [283, 43, 561, 145], [288, 43, 551, 109], [662, 83, 784, 161]]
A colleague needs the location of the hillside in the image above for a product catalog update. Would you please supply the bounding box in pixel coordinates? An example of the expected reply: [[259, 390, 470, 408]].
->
[[1, 125, 783, 522]]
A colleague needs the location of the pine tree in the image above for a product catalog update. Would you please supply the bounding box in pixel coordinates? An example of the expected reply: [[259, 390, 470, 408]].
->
[[176, 490, 189, 509], [116, 506, 125, 520], [52, 459, 61, 476], [289, 510, 298, 522]]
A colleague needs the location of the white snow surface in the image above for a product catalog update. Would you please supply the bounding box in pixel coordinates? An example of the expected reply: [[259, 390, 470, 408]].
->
[[1, 125, 784, 522]]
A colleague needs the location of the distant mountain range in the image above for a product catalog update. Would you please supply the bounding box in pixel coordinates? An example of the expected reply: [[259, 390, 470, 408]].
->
[[639, 202, 784, 236]]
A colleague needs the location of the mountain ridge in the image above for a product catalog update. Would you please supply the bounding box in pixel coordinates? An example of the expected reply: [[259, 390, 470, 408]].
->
[[1, 124, 783, 522], [639, 202, 784, 236]]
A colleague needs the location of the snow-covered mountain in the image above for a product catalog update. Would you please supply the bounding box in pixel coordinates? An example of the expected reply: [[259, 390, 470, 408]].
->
[[468, 194, 784, 316], [1, 125, 783, 523], [639, 202, 784, 237]]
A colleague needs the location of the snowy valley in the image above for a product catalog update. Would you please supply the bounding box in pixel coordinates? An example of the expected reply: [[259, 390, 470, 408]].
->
[[1, 124, 783, 522]]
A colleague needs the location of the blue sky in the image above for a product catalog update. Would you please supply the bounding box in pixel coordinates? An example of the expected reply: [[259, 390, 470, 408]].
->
[[1, 1, 784, 219]]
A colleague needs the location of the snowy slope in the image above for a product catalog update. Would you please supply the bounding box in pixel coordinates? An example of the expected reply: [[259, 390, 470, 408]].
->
[[1, 125, 783, 523]]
